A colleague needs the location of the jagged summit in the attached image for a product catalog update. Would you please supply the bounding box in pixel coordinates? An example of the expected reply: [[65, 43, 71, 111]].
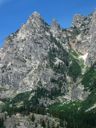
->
[[0, 11, 96, 128], [0, 10, 95, 97], [28, 11, 43, 24], [72, 14, 85, 28], [32, 11, 41, 18], [26, 11, 46, 27], [50, 19, 62, 38], [0, 11, 95, 101], [51, 19, 61, 29]]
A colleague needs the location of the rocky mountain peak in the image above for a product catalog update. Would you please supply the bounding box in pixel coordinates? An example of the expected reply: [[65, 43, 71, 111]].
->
[[72, 14, 85, 28], [0, 11, 96, 128], [89, 11, 96, 33], [32, 11, 41, 18], [6, 12, 49, 44], [51, 19, 61, 30], [86, 11, 96, 65], [50, 19, 62, 38], [26, 11, 47, 28]]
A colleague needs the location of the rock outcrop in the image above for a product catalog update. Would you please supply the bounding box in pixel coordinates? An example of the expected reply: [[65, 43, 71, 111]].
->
[[0, 11, 96, 128]]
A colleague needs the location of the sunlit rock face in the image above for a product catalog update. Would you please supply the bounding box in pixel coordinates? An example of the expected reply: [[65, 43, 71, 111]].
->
[[69, 12, 96, 66], [87, 11, 96, 65], [0, 12, 69, 101], [0, 11, 96, 103], [1, 11, 96, 128], [69, 14, 91, 55]]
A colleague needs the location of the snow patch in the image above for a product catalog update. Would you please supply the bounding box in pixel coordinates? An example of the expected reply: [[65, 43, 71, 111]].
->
[[54, 57, 64, 65], [76, 34, 82, 41], [79, 52, 88, 64]]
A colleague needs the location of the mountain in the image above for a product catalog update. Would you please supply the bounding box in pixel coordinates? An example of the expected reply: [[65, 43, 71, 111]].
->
[[0, 11, 96, 128]]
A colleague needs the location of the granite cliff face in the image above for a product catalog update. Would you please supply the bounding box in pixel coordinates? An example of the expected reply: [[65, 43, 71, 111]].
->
[[0, 11, 96, 128]]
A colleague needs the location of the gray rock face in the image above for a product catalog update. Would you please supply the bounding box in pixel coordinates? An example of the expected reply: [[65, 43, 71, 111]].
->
[[0, 12, 69, 102], [0, 113, 63, 128], [0, 12, 50, 90], [0, 11, 96, 103], [87, 12, 96, 65], [50, 19, 62, 37], [70, 12, 96, 66], [73, 14, 85, 28]]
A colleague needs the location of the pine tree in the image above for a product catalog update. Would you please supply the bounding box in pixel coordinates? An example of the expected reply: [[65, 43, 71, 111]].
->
[[41, 119, 46, 128], [31, 114, 35, 122]]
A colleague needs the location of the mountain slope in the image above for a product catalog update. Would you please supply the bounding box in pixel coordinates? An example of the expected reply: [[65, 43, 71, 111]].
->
[[0, 11, 96, 128]]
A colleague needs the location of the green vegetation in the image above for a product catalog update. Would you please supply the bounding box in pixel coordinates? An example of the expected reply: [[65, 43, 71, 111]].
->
[[2, 84, 66, 116], [81, 64, 96, 111], [68, 60, 81, 81], [68, 49, 83, 81], [48, 63, 96, 128], [41, 119, 46, 128], [48, 36, 69, 74], [2, 90, 46, 115], [82, 65, 96, 91], [81, 91, 96, 111], [30, 114, 35, 122], [70, 49, 79, 57], [69, 49, 85, 68], [49, 101, 96, 128], [1, 39, 96, 128], [0, 118, 5, 128]]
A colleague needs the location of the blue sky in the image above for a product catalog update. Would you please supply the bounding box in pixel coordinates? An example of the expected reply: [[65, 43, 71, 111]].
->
[[0, 0, 96, 46]]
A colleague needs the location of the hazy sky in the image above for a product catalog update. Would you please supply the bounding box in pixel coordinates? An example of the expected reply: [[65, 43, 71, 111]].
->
[[0, 0, 96, 46]]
